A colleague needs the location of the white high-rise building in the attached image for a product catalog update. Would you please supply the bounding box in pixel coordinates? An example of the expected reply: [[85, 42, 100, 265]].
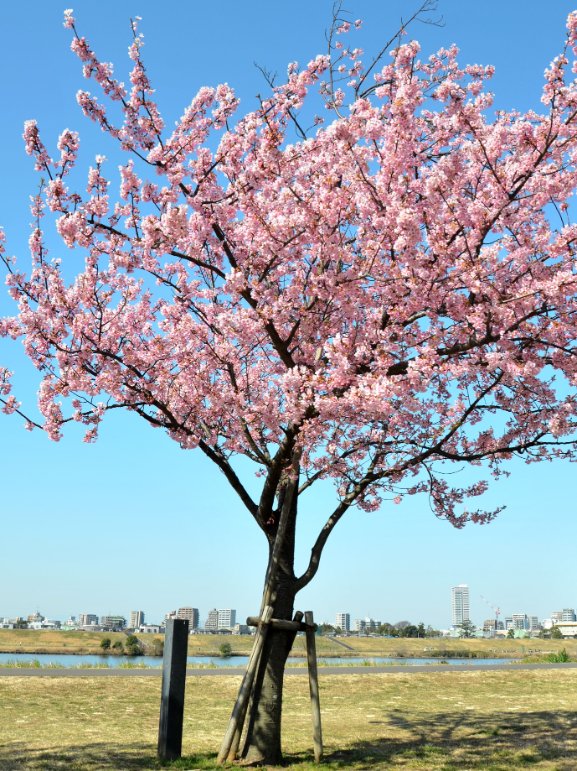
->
[[204, 608, 236, 631], [335, 613, 350, 632], [512, 613, 530, 631], [130, 610, 145, 629], [451, 584, 470, 627], [217, 609, 236, 629]]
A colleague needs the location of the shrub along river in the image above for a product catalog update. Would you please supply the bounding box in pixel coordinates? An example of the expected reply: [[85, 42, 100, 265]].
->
[[0, 653, 515, 668]]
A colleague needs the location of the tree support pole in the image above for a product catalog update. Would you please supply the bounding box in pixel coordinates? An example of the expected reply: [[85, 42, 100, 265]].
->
[[217, 605, 273, 764], [232, 609, 305, 762], [158, 618, 189, 761], [305, 610, 323, 762]]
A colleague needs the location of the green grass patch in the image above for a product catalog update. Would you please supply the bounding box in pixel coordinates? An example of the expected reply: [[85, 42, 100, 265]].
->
[[521, 647, 574, 664]]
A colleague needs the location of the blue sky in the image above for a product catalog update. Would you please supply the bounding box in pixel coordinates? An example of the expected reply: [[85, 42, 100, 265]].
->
[[1, 0, 577, 629]]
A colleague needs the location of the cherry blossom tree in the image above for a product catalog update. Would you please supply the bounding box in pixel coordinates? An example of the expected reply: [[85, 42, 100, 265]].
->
[[3, 3, 577, 764]]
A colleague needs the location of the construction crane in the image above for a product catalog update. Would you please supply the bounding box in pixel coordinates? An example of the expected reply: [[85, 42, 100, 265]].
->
[[480, 595, 501, 631]]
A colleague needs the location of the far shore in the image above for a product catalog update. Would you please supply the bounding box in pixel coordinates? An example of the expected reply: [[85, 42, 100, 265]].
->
[[1, 628, 576, 660]]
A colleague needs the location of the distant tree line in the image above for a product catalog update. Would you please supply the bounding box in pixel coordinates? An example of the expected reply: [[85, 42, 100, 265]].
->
[[320, 622, 441, 638]]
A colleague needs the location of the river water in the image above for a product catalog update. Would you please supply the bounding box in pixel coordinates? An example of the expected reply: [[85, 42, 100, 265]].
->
[[0, 653, 515, 668]]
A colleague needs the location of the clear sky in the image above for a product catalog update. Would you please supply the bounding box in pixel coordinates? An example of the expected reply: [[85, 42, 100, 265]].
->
[[1, 0, 576, 630]]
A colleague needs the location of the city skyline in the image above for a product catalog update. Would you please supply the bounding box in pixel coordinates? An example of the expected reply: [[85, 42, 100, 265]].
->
[[3, 585, 577, 632], [2, 1, 577, 631]]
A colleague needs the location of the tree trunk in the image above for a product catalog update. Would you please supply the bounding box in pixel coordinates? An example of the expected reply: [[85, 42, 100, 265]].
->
[[241, 559, 297, 764]]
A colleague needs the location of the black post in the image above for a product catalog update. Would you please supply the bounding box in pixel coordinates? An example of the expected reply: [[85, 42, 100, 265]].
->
[[158, 618, 189, 760]]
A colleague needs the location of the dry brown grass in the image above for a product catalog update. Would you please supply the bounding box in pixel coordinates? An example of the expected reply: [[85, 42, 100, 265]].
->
[[1, 668, 577, 769], [330, 634, 577, 659], [3, 628, 576, 660], [0, 629, 128, 655]]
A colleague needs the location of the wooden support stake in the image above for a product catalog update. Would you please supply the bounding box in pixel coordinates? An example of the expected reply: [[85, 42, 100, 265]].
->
[[158, 618, 189, 761], [305, 610, 323, 763], [217, 605, 273, 764], [246, 615, 314, 632]]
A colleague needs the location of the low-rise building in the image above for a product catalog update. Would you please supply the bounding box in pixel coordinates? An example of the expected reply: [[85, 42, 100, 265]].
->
[[552, 622, 577, 638], [482, 618, 498, 636], [554, 621, 577, 637], [28, 619, 61, 630], [354, 617, 380, 633], [100, 615, 126, 631]]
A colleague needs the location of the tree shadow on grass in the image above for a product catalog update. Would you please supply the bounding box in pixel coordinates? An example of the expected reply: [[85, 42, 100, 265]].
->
[[0, 743, 220, 771], [0, 741, 157, 770], [307, 708, 577, 769]]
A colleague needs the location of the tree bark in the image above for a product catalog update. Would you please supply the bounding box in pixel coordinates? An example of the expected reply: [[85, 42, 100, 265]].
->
[[241, 557, 297, 764]]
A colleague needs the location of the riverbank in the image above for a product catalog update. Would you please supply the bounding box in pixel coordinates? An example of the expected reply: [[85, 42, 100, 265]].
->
[[1, 628, 575, 660], [0, 651, 526, 670]]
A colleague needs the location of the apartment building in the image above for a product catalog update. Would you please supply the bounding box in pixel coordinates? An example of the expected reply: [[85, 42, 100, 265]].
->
[[78, 613, 99, 627], [451, 584, 470, 627], [129, 610, 145, 629], [217, 609, 236, 629], [176, 607, 199, 630], [204, 608, 219, 631]]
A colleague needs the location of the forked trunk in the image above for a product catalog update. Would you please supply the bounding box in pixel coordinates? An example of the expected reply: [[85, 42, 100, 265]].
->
[[241, 573, 297, 765]]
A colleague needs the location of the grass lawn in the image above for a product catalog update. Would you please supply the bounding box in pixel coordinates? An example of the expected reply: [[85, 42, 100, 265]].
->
[[1, 669, 577, 769]]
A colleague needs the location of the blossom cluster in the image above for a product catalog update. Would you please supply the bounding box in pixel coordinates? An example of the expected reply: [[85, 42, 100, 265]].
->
[[2, 11, 577, 530]]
